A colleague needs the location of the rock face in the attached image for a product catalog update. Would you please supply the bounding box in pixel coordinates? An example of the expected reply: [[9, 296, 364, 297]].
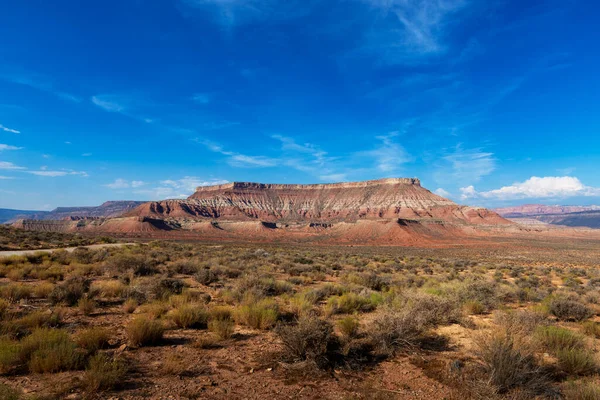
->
[[15, 178, 513, 244], [128, 178, 508, 224]]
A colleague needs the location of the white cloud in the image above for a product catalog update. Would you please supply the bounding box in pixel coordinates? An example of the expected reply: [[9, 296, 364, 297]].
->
[[105, 178, 137, 189], [358, 0, 467, 62], [436, 145, 496, 184], [319, 173, 347, 182], [192, 93, 211, 104], [91, 95, 127, 112], [0, 144, 22, 151], [27, 170, 88, 177], [0, 161, 25, 170], [460, 176, 600, 201], [0, 124, 20, 134], [131, 180, 146, 188], [198, 138, 278, 168], [0, 175, 14, 180], [136, 177, 229, 199], [81, 153, 92, 157], [365, 132, 412, 173], [0, 73, 82, 103], [434, 188, 451, 197]]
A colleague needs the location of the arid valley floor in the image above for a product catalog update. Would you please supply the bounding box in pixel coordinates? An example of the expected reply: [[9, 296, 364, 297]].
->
[[0, 227, 600, 399]]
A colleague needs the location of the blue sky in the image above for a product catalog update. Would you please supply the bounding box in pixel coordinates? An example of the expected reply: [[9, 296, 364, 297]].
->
[[1, 0, 599, 210]]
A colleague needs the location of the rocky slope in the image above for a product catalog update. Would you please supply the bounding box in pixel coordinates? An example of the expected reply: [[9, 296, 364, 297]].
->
[[14, 178, 515, 244]]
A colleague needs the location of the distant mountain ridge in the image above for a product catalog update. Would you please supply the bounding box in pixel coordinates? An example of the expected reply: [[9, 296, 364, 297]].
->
[[1, 201, 146, 224], [495, 204, 600, 229]]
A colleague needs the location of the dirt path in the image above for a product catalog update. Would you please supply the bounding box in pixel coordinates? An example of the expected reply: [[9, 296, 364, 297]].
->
[[0, 242, 136, 258]]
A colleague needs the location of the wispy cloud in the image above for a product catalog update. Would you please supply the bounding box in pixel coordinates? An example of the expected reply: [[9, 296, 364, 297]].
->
[[0, 161, 25, 170], [435, 144, 496, 184], [91, 94, 154, 123], [460, 176, 600, 201], [0, 176, 15, 180], [434, 188, 451, 197], [0, 124, 20, 134], [134, 177, 228, 199], [27, 170, 88, 177], [105, 179, 145, 189], [355, 0, 468, 63], [1, 72, 81, 103], [179, 0, 315, 27], [192, 93, 211, 104], [366, 132, 413, 173], [0, 144, 22, 151], [197, 138, 278, 168]]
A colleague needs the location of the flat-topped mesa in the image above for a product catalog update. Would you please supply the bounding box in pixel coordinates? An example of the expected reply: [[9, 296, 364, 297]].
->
[[193, 178, 421, 193]]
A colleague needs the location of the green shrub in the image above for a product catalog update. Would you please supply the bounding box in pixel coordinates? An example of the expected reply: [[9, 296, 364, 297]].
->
[[127, 317, 164, 347], [555, 348, 598, 376], [582, 321, 600, 338], [0, 337, 21, 374], [83, 353, 127, 392], [326, 292, 376, 314], [76, 327, 111, 354], [78, 296, 96, 316], [563, 380, 600, 400], [535, 326, 585, 353], [20, 328, 84, 373], [0, 384, 21, 400], [0, 283, 32, 302], [170, 304, 208, 329], [235, 299, 278, 330], [337, 316, 360, 338], [208, 307, 235, 339]]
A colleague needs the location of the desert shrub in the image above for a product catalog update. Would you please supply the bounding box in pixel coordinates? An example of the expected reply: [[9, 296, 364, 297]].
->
[[0, 337, 21, 374], [326, 292, 377, 315], [152, 278, 184, 299], [476, 333, 550, 395], [78, 296, 96, 316], [276, 316, 337, 368], [123, 298, 138, 314], [453, 279, 499, 312], [535, 326, 585, 353], [208, 307, 235, 339], [548, 297, 592, 321], [463, 300, 486, 315], [91, 280, 126, 298], [582, 321, 600, 338], [0, 283, 32, 302], [49, 277, 89, 306], [169, 260, 199, 275], [139, 300, 170, 319], [76, 327, 111, 354], [392, 291, 463, 327], [235, 275, 292, 300], [0, 299, 9, 319], [0, 384, 21, 400], [20, 328, 84, 373], [127, 317, 164, 346], [337, 316, 360, 338], [555, 348, 598, 376], [170, 304, 208, 329], [493, 310, 547, 336], [287, 292, 316, 317], [83, 353, 127, 392], [563, 380, 600, 400], [235, 299, 278, 330], [32, 282, 54, 298], [194, 268, 218, 286], [1, 310, 63, 338], [107, 254, 158, 276]]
